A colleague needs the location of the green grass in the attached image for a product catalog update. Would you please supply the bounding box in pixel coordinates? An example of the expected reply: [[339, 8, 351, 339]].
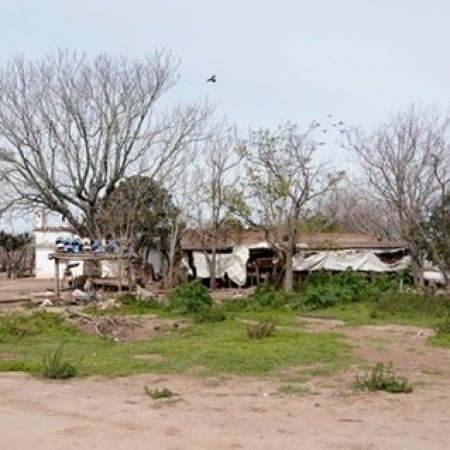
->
[[0, 310, 353, 378], [278, 382, 310, 396], [303, 300, 450, 328]]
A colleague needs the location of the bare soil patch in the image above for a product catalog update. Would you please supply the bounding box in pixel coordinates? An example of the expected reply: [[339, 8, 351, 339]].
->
[[66, 312, 189, 341]]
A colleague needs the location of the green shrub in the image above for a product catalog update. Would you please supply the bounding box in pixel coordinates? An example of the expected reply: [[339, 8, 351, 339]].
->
[[167, 279, 213, 315], [144, 386, 176, 399], [294, 285, 341, 309], [42, 346, 78, 379], [354, 362, 412, 393], [247, 281, 289, 310], [292, 269, 402, 311], [246, 318, 276, 339]]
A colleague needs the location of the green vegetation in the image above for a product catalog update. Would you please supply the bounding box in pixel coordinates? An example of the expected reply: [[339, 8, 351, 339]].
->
[[294, 270, 450, 329], [2, 269, 450, 380], [0, 310, 352, 378], [144, 386, 176, 399], [354, 362, 413, 393], [246, 317, 276, 339], [246, 281, 292, 310], [293, 270, 403, 310], [167, 279, 213, 315], [42, 346, 78, 379], [278, 382, 310, 396], [0, 311, 77, 342]]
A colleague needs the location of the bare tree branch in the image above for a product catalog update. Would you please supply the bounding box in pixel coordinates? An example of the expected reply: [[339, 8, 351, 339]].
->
[[0, 49, 213, 236]]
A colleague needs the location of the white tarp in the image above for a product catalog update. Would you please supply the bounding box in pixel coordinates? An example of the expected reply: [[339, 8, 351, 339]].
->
[[192, 246, 249, 286], [293, 251, 410, 273], [191, 248, 410, 284]]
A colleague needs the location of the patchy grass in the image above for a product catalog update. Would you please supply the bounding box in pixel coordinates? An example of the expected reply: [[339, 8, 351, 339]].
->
[[279, 382, 311, 396], [303, 299, 450, 329], [0, 311, 353, 378], [429, 333, 450, 348]]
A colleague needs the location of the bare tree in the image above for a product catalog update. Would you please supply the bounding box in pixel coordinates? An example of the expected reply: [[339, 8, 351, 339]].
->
[[235, 122, 344, 292], [319, 182, 400, 239], [346, 105, 450, 284], [184, 123, 243, 289], [0, 49, 212, 237]]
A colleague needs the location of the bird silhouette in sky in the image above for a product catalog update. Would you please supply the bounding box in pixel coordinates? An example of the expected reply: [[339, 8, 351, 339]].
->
[[206, 74, 217, 83]]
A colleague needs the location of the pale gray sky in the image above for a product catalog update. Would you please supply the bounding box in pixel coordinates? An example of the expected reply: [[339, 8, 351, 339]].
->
[[0, 0, 449, 230]]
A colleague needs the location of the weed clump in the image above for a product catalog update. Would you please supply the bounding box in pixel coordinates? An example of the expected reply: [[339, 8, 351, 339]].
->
[[193, 305, 226, 323], [42, 346, 78, 379], [246, 318, 276, 339], [144, 386, 176, 399], [354, 362, 412, 393]]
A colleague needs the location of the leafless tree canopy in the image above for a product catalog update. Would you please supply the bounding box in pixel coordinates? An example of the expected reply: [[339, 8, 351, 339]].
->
[[346, 106, 450, 282], [185, 122, 243, 289], [0, 49, 212, 236], [319, 183, 401, 240]]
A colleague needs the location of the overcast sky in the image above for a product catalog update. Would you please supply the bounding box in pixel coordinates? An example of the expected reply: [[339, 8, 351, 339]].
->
[[0, 0, 449, 229]]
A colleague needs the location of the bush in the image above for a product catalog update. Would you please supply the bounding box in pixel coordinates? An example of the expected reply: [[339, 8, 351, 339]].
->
[[354, 362, 412, 393], [247, 281, 289, 310], [167, 279, 213, 315], [42, 346, 78, 379], [246, 318, 276, 339], [292, 269, 402, 311]]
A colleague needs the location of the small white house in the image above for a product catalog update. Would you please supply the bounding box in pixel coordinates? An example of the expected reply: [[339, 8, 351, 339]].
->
[[34, 210, 84, 279]]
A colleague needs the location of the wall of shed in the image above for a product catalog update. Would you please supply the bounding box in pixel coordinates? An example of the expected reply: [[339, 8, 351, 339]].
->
[[34, 230, 84, 279]]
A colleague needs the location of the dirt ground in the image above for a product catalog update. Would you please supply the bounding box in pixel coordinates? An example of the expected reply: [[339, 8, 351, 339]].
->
[[0, 315, 450, 449]]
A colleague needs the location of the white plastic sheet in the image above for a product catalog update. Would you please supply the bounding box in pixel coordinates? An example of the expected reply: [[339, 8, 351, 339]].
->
[[192, 246, 249, 286], [293, 251, 410, 273], [191, 248, 410, 285]]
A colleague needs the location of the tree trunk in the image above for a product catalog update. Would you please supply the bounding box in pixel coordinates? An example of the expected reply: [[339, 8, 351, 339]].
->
[[283, 250, 294, 292], [410, 248, 424, 287]]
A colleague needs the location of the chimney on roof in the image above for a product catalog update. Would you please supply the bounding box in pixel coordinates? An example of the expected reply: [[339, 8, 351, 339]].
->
[[35, 209, 47, 229]]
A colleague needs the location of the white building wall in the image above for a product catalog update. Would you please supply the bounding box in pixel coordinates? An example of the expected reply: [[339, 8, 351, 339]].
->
[[34, 229, 84, 279]]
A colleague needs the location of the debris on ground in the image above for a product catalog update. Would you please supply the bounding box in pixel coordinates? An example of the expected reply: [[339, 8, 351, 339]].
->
[[64, 309, 188, 341]]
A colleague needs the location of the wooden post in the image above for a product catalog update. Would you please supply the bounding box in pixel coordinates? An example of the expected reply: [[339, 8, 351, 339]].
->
[[54, 257, 60, 297]]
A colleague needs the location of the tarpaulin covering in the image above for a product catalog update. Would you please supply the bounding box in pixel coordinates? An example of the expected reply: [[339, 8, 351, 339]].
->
[[293, 251, 410, 273], [191, 247, 410, 285], [192, 246, 249, 286]]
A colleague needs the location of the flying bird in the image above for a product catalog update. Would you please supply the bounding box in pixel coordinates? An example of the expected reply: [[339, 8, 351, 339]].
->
[[206, 75, 217, 83]]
